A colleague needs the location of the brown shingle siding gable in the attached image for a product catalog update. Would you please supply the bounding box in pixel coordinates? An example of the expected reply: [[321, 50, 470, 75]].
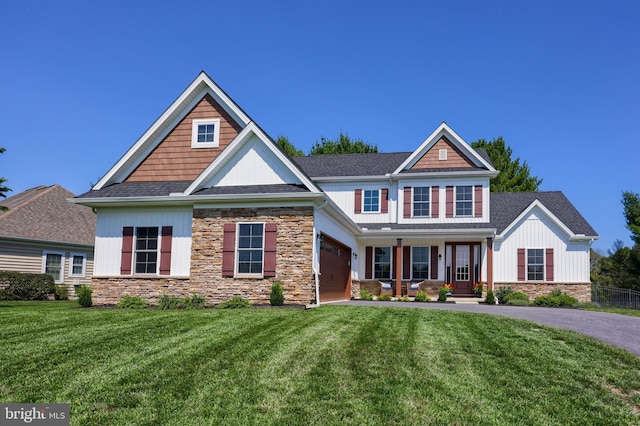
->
[[0, 185, 96, 246], [411, 136, 476, 170], [125, 94, 243, 182]]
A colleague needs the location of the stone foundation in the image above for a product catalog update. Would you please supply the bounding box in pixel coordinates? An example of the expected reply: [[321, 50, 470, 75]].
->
[[494, 282, 591, 303], [353, 280, 445, 298]]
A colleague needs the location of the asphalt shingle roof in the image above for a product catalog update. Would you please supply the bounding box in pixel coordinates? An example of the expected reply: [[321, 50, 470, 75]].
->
[[0, 185, 96, 245], [194, 184, 310, 195], [292, 152, 412, 177], [77, 181, 192, 198]]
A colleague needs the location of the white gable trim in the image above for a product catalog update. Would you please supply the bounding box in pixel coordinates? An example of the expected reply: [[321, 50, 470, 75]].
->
[[184, 122, 321, 195], [393, 122, 496, 174], [93, 72, 251, 190], [496, 199, 582, 242]]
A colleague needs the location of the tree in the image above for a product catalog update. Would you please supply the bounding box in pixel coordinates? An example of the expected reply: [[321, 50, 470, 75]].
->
[[0, 147, 10, 210], [471, 137, 542, 192], [622, 190, 640, 245], [275, 135, 303, 157], [309, 132, 377, 155]]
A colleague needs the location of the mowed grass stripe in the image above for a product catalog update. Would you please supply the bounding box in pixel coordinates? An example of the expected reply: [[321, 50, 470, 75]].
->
[[0, 302, 639, 425]]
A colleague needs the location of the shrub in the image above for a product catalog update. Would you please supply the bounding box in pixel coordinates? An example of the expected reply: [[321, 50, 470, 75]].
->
[[377, 293, 392, 301], [504, 291, 529, 304], [414, 291, 429, 302], [398, 295, 410, 302], [437, 288, 448, 302], [533, 290, 578, 307], [216, 296, 252, 309], [506, 299, 530, 306], [485, 290, 496, 304], [496, 286, 514, 304], [158, 294, 183, 309], [359, 289, 373, 301], [0, 271, 55, 300], [117, 295, 148, 309], [270, 281, 284, 306], [54, 284, 69, 300], [186, 295, 206, 309], [77, 285, 92, 307]]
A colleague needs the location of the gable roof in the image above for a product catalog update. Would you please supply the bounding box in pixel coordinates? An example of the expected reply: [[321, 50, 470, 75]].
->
[[292, 152, 412, 178], [394, 122, 497, 175], [491, 191, 598, 238], [0, 185, 96, 246]]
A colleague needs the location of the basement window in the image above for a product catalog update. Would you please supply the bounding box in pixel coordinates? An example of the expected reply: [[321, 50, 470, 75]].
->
[[191, 118, 220, 148]]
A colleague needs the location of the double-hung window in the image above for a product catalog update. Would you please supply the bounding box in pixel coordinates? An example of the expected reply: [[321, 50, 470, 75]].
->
[[135, 227, 159, 274], [412, 247, 430, 279], [456, 186, 473, 216], [527, 249, 544, 281], [374, 247, 391, 279], [43, 251, 65, 283], [191, 118, 221, 148], [363, 190, 380, 213], [69, 253, 87, 277], [413, 187, 430, 217], [237, 223, 264, 275]]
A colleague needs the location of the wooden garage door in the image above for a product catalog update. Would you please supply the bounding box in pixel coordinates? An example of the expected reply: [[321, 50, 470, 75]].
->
[[319, 235, 351, 302]]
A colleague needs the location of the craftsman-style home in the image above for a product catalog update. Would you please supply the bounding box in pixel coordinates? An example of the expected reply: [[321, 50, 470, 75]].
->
[[72, 72, 597, 305]]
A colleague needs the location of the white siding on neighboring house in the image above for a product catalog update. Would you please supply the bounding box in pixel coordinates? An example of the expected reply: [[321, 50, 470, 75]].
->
[[493, 208, 591, 283], [206, 136, 302, 187], [94, 207, 193, 276]]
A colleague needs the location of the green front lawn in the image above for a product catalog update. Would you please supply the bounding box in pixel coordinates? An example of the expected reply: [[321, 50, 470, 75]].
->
[[1, 301, 639, 425]]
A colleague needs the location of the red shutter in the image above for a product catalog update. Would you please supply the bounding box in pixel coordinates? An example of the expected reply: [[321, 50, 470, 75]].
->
[[474, 185, 483, 217], [120, 227, 134, 275], [403, 246, 411, 279], [446, 186, 454, 217], [517, 248, 525, 281], [392, 248, 397, 279], [222, 223, 236, 277], [159, 226, 172, 275], [430, 246, 438, 280], [431, 186, 439, 218], [381, 188, 389, 213], [264, 223, 277, 277], [365, 246, 373, 279], [403, 187, 412, 218], [354, 189, 362, 214], [546, 248, 554, 282]]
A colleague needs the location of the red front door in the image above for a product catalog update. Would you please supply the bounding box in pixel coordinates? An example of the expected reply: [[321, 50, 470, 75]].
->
[[446, 243, 480, 295]]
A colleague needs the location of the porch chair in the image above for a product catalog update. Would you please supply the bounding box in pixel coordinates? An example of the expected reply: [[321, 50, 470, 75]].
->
[[380, 282, 393, 296], [407, 281, 422, 297]]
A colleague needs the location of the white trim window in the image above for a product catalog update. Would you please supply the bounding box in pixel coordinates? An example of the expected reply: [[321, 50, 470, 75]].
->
[[69, 252, 87, 278], [412, 247, 430, 279], [374, 247, 391, 279], [135, 227, 159, 274], [455, 185, 473, 216], [237, 223, 264, 275], [413, 187, 430, 217], [527, 248, 544, 281], [42, 251, 65, 283], [191, 118, 221, 148], [363, 189, 380, 213]]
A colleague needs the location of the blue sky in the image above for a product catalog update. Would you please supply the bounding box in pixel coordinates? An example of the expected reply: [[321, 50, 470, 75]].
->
[[1, 0, 638, 252]]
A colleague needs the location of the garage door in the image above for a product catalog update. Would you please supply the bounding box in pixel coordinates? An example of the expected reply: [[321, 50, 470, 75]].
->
[[319, 235, 351, 303]]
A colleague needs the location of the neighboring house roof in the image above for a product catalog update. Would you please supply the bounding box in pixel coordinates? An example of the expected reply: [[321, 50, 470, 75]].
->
[[490, 191, 598, 237], [0, 185, 96, 246]]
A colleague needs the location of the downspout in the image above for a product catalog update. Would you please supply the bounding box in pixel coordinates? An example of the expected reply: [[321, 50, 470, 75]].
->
[[313, 198, 329, 306]]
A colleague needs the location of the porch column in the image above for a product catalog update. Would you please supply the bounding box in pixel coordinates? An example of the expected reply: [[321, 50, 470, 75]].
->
[[487, 237, 494, 292], [395, 239, 402, 298]]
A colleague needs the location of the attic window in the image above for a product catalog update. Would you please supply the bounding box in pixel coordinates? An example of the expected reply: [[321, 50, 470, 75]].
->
[[192, 118, 220, 148], [439, 149, 447, 160]]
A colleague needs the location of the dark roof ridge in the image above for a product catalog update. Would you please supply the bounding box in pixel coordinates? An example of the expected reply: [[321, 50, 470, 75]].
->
[[0, 184, 59, 219]]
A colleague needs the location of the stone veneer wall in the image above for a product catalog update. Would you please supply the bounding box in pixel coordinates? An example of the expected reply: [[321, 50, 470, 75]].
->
[[353, 280, 445, 298], [190, 207, 315, 305], [91, 206, 316, 306], [494, 282, 591, 303]]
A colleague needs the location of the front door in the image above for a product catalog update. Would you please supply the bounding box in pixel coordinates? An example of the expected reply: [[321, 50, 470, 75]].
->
[[445, 243, 480, 295]]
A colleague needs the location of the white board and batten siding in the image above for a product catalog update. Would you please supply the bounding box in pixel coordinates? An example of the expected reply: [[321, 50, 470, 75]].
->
[[319, 183, 396, 224], [94, 207, 193, 276], [493, 209, 591, 283]]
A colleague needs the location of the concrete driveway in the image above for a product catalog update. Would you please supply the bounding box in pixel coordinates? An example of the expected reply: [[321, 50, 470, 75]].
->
[[336, 300, 640, 357]]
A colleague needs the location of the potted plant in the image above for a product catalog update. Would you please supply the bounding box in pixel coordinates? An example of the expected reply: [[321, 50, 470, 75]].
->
[[473, 283, 483, 298], [443, 283, 453, 296]]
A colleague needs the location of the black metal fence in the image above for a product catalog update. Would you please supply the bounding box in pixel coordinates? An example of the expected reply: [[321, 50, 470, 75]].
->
[[591, 284, 640, 310]]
